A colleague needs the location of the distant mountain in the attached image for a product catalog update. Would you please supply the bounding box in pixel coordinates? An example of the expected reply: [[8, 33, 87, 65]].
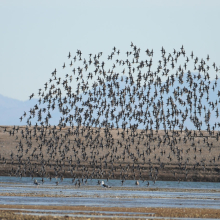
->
[[0, 72, 219, 130], [0, 94, 29, 125], [0, 94, 60, 126]]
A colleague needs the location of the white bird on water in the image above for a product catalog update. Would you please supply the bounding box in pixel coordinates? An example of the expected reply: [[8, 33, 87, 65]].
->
[[101, 181, 111, 188]]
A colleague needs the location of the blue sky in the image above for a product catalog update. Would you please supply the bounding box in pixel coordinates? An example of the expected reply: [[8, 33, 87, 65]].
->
[[0, 0, 220, 101]]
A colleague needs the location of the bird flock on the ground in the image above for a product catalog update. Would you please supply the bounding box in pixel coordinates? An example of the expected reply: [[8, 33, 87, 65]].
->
[[3, 43, 220, 187]]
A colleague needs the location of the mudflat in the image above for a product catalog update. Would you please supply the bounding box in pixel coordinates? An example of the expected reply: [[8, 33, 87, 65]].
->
[[0, 205, 220, 219]]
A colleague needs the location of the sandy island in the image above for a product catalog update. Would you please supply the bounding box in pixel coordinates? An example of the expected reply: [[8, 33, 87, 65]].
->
[[1, 125, 220, 182]]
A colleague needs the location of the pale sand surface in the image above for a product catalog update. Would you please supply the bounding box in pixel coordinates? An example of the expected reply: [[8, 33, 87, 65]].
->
[[0, 205, 220, 219]]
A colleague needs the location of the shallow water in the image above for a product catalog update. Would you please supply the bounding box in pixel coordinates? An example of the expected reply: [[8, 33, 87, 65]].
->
[[1, 176, 220, 190], [0, 176, 220, 219], [1, 195, 220, 209]]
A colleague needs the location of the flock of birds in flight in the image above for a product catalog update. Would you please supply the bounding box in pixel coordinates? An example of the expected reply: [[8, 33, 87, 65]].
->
[[4, 42, 220, 187]]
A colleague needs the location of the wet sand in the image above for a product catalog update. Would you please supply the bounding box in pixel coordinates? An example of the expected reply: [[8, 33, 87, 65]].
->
[[0, 204, 220, 219]]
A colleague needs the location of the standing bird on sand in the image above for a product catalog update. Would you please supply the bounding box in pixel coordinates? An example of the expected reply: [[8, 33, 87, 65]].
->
[[135, 181, 139, 186], [34, 179, 40, 186]]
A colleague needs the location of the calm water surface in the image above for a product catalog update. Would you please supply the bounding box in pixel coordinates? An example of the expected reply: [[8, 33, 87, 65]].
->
[[1, 176, 220, 189]]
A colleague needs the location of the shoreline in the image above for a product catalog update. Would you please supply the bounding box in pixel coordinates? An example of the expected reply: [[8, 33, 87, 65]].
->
[[0, 178, 220, 219]]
